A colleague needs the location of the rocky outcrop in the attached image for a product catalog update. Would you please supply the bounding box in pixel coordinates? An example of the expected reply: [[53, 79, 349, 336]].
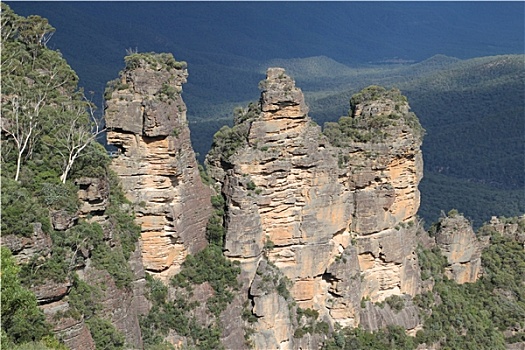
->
[[2, 223, 53, 265], [487, 215, 525, 246], [4, 175, 147, 350], [435, 214, 482, 284], [359, 296, 420, 331], [75, 176, 110, 217], [105, 53, 212, 279], [206, 69, 424, 348]]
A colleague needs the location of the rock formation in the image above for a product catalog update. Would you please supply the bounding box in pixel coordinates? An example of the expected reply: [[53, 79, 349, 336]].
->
[[487, 215, 525, 246], [434, 214, 482, 284], [105, 53, 212, 279], [206, 68, 425, 348]]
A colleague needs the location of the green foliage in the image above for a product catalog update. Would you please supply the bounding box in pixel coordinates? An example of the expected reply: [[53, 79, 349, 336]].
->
[[414, 232, 525, 349], [171, 245, 240, 316], [263, 237, 275, 251], [323, 325, 415, 350], [233, 102, 261, 125], [68, 273, 101, 320], [86, 317, 126, 350], [323, 86, 423, 147], [9, 336, 68, 350], [159, 82, 178, 101], [142, 244, 239, 348], [69, 141, 110, 179], [1, 247, 52, 345], [18, 177, 138, 288], [276, 276, 292, 300], [241, 301, 259, 324], [39, 181, 79, 214], [19, 239, 69, 285], [324, 231, 524, 349], [140, 297, 194, 347], [124, 52, 186, 71], [417, 245, 447, 281], [0, 7, 144, 347], [246, 180, 256, 191], [206, 194, 226, 246], [385, 295, 405, 312], [294, 307, 330, 338], [144, 273, 168, 303], [209, 124, 249, 161], [1, 3, 100, 184], [141, 273, 227, 349], [0, 177, 51, 237], [104, 78, 124, 100], [207, 101, 260, 163], [106, 171, 141, 261], [198, 164, 212, 185], [91, 240, 134, 289], [350, 85, 394, 106]]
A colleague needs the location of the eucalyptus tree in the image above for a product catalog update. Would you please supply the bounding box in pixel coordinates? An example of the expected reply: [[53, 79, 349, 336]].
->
[[1, 3, 104, 183]]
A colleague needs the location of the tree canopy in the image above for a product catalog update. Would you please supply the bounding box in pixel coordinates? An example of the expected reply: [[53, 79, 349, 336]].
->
[[1, 3, 105, 184]]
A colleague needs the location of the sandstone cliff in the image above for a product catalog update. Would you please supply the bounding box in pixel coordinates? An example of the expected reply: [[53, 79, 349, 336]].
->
[[206, 68, 425, 349], [105, 53, 212, 280]]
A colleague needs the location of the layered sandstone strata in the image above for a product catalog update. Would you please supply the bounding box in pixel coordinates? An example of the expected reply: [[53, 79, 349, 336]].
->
[[105, 54, 212, 278], [206, 69, 425, 348]]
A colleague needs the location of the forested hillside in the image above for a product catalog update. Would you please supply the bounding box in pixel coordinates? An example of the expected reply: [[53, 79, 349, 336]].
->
[[1, 5, 141, 348]]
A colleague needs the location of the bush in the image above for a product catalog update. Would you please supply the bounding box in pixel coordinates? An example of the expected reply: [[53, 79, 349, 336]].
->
[[124, 52, 186, 71], [86, 317, 126, 350], [206, 195, 226, 246], [170, 245, 240, 316], [1, 247, 52, 345], [385, 295, 405, 312], [1, 177, 51, 237]]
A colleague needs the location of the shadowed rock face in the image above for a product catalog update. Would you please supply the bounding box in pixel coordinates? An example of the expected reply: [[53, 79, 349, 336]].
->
[[206, 69, 425, 348], [105, 55, 212, 280]]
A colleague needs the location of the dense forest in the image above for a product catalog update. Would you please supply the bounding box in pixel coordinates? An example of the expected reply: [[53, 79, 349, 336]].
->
[[1, 5, 524, 350]]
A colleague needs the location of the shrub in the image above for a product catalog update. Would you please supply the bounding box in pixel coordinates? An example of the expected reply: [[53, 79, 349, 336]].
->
[[1, 177, 51, 237], [1, 247, 52, 345], [385, 295, 405, 312], [86, 317, 126, 350]]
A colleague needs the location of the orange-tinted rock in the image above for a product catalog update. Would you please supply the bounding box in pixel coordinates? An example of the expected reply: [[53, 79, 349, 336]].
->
[[207, 70, 425, 348], [105, 54, 212, 279]]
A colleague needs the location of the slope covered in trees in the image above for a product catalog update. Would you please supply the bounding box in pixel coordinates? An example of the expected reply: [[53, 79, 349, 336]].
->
[[1, 5, 141, 349]]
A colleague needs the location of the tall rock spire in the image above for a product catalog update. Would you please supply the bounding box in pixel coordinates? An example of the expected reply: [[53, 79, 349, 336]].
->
[[105, 53, 212, 279]]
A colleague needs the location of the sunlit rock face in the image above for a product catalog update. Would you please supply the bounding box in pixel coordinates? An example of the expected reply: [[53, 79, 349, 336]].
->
[[435, 214, 482, 284], [206, 69, 425, 348], [105, 55, 212, 280]]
